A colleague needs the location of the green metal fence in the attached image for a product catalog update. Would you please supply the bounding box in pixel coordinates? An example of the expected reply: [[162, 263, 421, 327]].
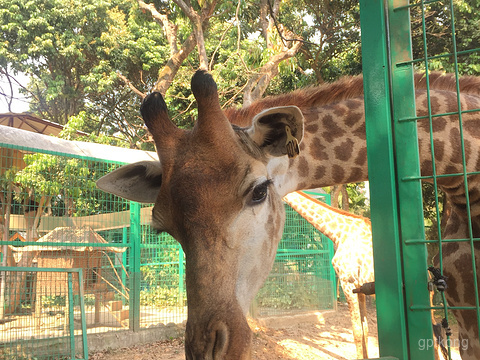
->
[[0, 127, 336, 358], [253, 192, 337, 317], [360, 0, 480, 359], [0, 267, 88, 360]]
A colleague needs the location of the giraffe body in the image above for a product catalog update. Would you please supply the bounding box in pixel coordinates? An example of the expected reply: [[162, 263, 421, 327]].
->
[[98, 71, 480, 359], [283, 191, 374, 358]]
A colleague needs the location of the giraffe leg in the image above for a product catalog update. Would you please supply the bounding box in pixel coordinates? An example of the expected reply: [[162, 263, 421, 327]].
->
[[358, 292, 369, 359], [342, 282, 365, 359]]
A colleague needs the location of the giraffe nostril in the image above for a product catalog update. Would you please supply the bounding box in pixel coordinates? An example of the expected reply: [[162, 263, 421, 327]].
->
[[212, 323, 229, 360]]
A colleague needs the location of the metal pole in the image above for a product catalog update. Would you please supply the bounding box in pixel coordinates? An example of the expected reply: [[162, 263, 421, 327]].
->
[[129, 201, 141, 331]]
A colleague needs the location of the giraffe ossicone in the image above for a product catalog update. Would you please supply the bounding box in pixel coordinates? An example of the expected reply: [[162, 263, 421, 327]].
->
[[98, 70, 480, 359]]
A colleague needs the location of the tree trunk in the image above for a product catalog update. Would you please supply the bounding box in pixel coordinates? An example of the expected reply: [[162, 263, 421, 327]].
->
[[331, 185, 350, 211]]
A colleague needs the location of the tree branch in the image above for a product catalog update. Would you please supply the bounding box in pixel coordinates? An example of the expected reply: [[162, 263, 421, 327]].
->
[[117, 72, 146, 99], [137, 0, 178, 54]]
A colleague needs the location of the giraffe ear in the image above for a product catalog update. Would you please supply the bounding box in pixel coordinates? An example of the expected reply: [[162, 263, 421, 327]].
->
[[246, 106, 304, 158], [96, 161, 162, 203]]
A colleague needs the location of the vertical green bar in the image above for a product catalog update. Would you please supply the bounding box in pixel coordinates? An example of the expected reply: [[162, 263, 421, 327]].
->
[[359, 0, 407, 358], [122, 227, 128, 306], [178, 246, 185, 306], [68, 272, 75, 359], [388, 0, 435, 358], [129, 202, 141, 331], [77, 269, 89, 360]]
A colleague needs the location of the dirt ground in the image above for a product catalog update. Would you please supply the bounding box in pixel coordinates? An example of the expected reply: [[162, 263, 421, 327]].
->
[[90, 303, 463, 360], [91, 303, 380, 360]]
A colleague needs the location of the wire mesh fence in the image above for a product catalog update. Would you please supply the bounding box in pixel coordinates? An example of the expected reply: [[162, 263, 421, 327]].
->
[[253, 201, 337, 317], [0, 267, 88, 360], [0, 130, 337, 358], [361, 0, 480, 358]]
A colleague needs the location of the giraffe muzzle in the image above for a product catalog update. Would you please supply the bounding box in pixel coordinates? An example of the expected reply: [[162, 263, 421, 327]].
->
[[185, 317, 252, 360]]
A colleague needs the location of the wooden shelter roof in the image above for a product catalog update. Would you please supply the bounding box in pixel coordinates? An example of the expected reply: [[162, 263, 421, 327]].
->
[[10, 226, 127, 253], [0, 112, 86, 136]]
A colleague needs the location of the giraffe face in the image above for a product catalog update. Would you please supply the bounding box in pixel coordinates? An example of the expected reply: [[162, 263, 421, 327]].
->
[[97, 70, 304, 359]]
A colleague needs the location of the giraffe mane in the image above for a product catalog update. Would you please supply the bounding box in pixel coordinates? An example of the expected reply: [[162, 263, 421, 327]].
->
[[225, 75, 365, 127], [326, 204, 372, 228], [414, 72, 480, 96], [225, 72, 480, 127]]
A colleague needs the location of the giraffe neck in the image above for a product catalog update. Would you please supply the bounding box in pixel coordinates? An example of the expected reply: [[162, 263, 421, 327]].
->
[[280, 100, 368, 195], [283, 191, 363, 249]]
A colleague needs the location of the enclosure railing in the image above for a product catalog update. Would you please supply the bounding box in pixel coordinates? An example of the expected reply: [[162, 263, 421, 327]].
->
[[0, 266, 88, 359], [361, 0, 480, 359]]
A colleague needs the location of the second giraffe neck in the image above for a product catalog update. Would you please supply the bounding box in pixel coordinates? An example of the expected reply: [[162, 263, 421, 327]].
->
[[284, 192, 367, 249]]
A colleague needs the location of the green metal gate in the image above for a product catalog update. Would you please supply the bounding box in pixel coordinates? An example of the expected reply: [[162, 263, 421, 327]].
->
[[360, 0, 480, 359]]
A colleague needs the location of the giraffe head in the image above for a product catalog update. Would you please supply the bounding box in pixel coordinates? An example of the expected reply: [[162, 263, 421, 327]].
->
[[97, 70, 304, 359]]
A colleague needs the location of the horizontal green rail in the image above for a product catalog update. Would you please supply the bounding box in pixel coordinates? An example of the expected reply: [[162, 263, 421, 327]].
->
[[1, 266, 84, 273], [396, 47, 480, 66], [1, 240, 129, 248], [0, 140, 127, 165], [399, 107, 480, 122]]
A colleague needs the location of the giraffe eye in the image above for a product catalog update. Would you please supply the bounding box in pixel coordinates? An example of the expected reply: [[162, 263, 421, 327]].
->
[[250, 180, 271, 204]]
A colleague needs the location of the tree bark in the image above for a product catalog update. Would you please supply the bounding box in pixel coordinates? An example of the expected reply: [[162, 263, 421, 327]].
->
[[331, 185, 350, 211]]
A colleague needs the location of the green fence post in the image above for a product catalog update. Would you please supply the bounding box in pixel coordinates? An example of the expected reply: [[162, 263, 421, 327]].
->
[[129, 201, 141, 331], [77, 268, 89, 360], [359, 0, 407, 358], [68, 272, 75, 359], [178, 246, 185, 307], [388, 0, 435, 358], [122, 227, 128, 306]]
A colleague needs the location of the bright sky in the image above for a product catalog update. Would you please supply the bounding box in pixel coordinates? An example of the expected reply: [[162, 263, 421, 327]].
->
[[0, 72, 30, 113]]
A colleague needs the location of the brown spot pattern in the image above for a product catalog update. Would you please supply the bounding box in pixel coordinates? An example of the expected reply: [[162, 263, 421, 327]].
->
[[345, 111, 364, 128], [297, 157, 309, 178], [449, 127, 462, 163], [432, 117, 447, 132], [464, 139, 471, 165], [445, 211, 462, 236], [429, 94, 440, 113], [345, 98, 363, 111], [464, 120, 480, 139], [352, 125, 366, 140], [421, 160, 433, 175], [334, 139, 354, 161], [321, 114, 346, 143], [433, 139, 445, 162], [332, 165, 345, 183], [305, 123, 319, 134], [310, 138, 328, 160], [354, 148, 367, 166], [348, 167, 364, 183], [315, 166, 326, 180], [333, 105, 347, 117]]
